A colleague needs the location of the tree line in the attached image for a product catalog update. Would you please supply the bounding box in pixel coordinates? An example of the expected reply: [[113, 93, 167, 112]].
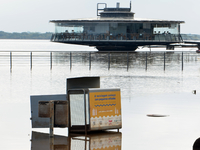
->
[[181, 34, 200, 40], [0, 31, 53, 39], [0, 31, 200, 40]]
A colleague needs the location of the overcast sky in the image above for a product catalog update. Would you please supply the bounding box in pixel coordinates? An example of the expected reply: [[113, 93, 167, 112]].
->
[[0, 0, 199, 34]]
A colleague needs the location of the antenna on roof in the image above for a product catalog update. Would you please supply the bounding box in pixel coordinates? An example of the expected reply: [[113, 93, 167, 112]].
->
[[130, 1, 132, 11]]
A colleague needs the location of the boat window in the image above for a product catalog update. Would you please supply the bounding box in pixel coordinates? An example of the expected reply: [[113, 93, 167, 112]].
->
[[153, 23, 179, 34]]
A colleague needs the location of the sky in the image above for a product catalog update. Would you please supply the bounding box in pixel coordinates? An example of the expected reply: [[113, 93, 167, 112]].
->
[[0, 0, 199, 34]]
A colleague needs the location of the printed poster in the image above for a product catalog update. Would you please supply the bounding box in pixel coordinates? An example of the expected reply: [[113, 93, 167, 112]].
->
[[89, 89, 122, 130]]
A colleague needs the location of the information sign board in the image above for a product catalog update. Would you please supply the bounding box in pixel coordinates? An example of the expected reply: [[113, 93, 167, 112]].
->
[[89, 88, 122, 130]]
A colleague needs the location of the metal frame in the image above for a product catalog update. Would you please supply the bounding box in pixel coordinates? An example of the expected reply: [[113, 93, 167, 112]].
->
[[68, 89, 89, 134], [97, 3, 107, 16], [68, 88, 122, 133], [88, 88, 122, 131]]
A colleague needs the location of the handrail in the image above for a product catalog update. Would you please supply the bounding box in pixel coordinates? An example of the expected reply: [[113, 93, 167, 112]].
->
[[0, 51, 197, 71], [51, 33, 182, 43]]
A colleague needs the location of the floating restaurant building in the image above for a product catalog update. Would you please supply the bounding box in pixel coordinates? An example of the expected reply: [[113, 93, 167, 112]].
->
[[50, 2, 185, 51]]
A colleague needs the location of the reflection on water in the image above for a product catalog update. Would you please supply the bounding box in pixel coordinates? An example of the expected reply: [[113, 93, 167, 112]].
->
[[31, 131, 122, 150], [53, 51, 200, 71], [31, 131, 68, 150], [1, 41, 200, 150], [1, 51, 200, 72]]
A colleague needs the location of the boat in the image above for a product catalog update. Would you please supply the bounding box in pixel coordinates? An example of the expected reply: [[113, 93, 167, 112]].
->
[[50, 2, 185, 51]]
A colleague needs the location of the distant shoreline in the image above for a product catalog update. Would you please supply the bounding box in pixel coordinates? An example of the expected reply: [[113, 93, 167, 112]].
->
[[0, 31, 52, 39], [0, 31, 200, 40]]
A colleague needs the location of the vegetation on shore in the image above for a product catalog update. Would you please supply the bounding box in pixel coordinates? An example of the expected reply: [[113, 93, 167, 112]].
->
[[181, 34, 200, 40], [0, 31, 52, 39], [0, 31, 200, 40]]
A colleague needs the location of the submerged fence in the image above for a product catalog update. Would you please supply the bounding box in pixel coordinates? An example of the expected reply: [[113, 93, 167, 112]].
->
[[0, 51, 199, 71]]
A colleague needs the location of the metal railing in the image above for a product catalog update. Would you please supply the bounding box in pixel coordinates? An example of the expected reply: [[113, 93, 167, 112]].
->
[[51, 33, 182, 42], [0, 51, 199, 71]]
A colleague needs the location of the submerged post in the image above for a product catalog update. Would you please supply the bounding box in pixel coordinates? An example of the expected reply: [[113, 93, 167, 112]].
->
[[50, 137, 54, 150], [50, 52, 52, 70], [30, 52, 32, 70], [145, 52, 147, 71], [70, 52, 72, 70], [50, 101, 54, 137], [182, 52, 184, 71], [108, 52, 110, 70], [85, 137, 87, 150], [10, 52, 12, 70], [164, 52, 165, 71], [127, 52, 129, 71], [89, 52, 91, 70]]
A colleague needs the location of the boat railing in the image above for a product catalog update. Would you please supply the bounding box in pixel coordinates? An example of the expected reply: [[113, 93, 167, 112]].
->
[[51, 33, 182, 43]]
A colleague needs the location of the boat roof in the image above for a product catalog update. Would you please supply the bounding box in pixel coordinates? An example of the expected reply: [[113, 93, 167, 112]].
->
[[50, 17, 185, 24]]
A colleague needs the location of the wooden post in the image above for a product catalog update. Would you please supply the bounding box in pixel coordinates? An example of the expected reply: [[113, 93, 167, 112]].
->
[[30, 52, 32, 70], [50, 101, 54, 137], [50, 52, 52, 70]]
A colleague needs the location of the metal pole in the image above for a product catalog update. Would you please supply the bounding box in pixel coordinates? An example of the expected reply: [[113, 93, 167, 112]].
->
[[84, 90, 87, 135], [68, 136, 71, 150], [127, 52, 129, 71], [70, 52, 72, 70], [50, 101, 54, 138], [50, 52, 52, 70], [10, 52, 12, 70], [85, 136, 87, 150], [164, 52, 165, 71], [50, 137, 54, 150], [68, 91, 71, 134], [182, 52, 183, 71], [108, 52, 110, 70], [145, 52, 147, 71], [30, 52, 32, 70], [89, 52, 91, 70]]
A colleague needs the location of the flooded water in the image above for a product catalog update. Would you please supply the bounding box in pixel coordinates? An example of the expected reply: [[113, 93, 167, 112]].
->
[[1, 40, 200, 150]]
